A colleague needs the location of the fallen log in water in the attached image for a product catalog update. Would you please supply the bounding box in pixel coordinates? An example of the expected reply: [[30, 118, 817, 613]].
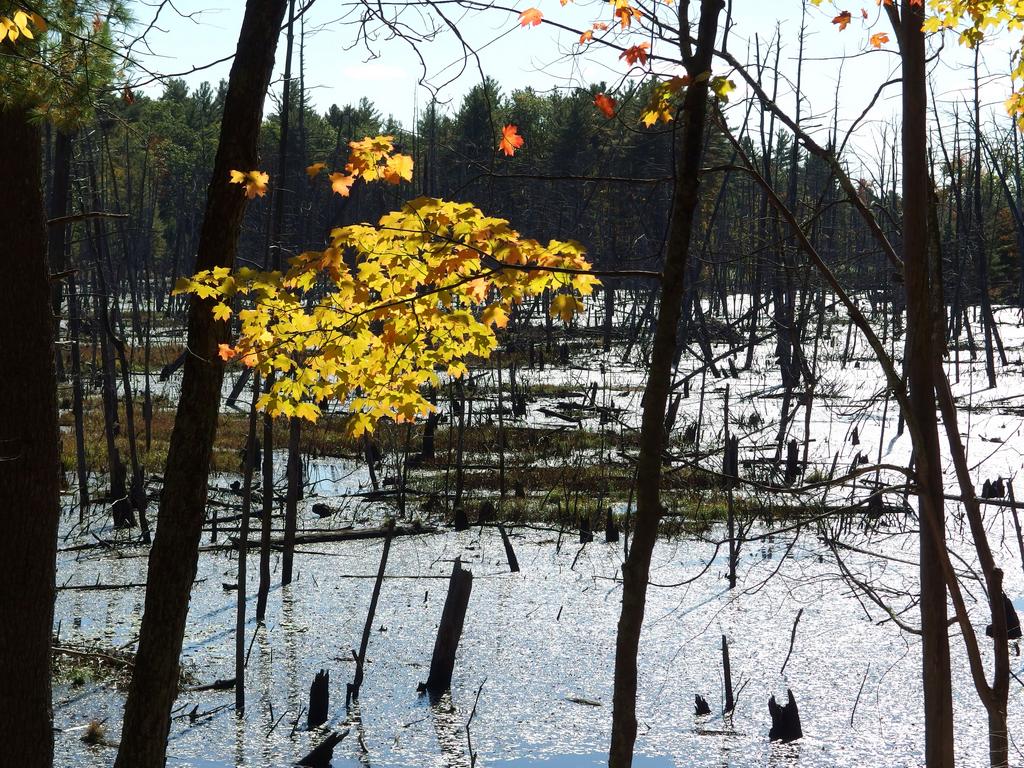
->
[[203, 524, 437, 551]]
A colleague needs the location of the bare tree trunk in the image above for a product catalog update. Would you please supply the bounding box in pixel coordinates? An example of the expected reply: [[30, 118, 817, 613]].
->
[[0, 104, 61, 768], [609, 3, 724, 765], [114, 3, 288, 765], [889, 3, 955, 765]]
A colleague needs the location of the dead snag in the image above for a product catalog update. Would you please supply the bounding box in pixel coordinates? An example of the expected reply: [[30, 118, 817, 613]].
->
[[768, 689, 802, 742], [349, 523, 394, 702], [422, 559, 473, 698]]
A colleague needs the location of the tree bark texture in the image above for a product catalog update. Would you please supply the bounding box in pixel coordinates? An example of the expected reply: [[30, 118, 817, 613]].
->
[[0, 105, 61, 768], [114, 2, 288, 766]]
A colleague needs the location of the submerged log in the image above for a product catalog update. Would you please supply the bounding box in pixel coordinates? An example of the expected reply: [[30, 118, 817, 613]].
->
[[422, 559, 473, 698], [307, 669, 329, 729], [768, 689, 803, 742]]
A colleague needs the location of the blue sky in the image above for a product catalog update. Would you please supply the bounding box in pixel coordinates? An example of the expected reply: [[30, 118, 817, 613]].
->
[[123, 0, 1020, 154]]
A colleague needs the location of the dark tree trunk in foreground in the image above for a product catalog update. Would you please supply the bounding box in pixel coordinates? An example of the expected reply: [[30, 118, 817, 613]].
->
[[0, 106, 61, 768], [114, 2, 288, 766], [608, 2, 724, 765], [889, 2, 954, 765]]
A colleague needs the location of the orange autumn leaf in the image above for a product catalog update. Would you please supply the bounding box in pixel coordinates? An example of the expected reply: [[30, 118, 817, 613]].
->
[[519, 7, 543, 27], [228, 170, 270, 199], [869, 32, 889, 48], [594, 93, 616, 118], [620, 42, 650, 66], [465, 278, 489, 303], [330, 172, 356, 197], [832, 10, 852, 30], [614, 4, 641, 28], [306, 161, 327, 178], [499, 124, 525, 156], [218, 344, 237, 362], [580, 29, 593, 43]]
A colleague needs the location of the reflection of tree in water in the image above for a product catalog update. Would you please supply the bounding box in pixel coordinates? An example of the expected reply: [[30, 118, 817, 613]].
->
[[345, 698, 372, 767], [280, 587, 301, 717], [431, 691, 472, 768]]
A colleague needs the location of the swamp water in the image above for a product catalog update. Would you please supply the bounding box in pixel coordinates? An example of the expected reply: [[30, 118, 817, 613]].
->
[[52, 516, 1024, 767], [52, 300, 1024, 766]]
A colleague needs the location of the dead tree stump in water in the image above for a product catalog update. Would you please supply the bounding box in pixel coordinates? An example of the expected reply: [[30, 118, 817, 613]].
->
[[422, 558, 473, 698], [694, 694, 711, 716], [307, 669, 329, 728], [605, 508, 619, 543], [498, 524, 520, 573], [579, 515, 593, 544], [768, 689, 803, 742], [452, 506, 469, 531]]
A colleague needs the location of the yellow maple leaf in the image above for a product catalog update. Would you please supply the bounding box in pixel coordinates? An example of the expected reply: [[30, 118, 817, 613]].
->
[[305, 161, 327, 178], [228, 169, 269, 199], [383, 153, 414, 184], [550, 294, 583, 323], [482, 304, 509, 328]]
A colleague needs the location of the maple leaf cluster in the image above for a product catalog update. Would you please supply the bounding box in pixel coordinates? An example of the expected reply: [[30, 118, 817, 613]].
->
[[180, 139, 599, 435]]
